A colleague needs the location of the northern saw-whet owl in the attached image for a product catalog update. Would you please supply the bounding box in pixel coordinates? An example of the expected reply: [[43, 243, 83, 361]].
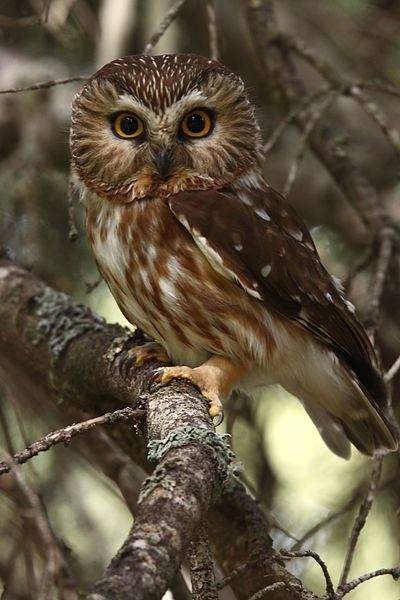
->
[[70, 54, 397, 459]]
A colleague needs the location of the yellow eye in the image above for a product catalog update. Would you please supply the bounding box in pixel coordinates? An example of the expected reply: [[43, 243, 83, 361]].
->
[[112, 112, 144, 139], [180, 110, 213, 138]]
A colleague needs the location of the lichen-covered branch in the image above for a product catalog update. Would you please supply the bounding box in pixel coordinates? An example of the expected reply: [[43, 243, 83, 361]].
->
[[89, 378, 235, 599], [0, 258, 308, 599]]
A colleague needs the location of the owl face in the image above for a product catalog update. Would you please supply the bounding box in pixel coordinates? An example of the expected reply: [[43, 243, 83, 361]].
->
[[71, 54, 263, 202]]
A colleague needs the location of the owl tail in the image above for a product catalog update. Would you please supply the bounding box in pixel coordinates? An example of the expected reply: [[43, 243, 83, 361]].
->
[[302, 402, 351, 459], [302, 362, 398, 459]]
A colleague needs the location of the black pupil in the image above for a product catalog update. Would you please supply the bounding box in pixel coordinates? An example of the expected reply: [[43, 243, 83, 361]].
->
[[120, 115, 138, 135], [187, 113, 205, 133]]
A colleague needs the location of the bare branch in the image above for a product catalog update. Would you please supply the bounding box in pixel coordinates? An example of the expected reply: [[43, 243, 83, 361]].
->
[[242, 0, 389, 231], [384, 354, 400, 383], [290, 487, 363, 552], [277, 32, 400, 159], [283, 88, 341, 196], [263, 85, 330, 155], [0, 76, 86, 96], [365, 227, 394, 339], [0, 451, 78, 599], [67, 178, 79, 242], [0, 258, 308, 600], [335, 566, 400, 599], [248, 582, 288, 600], [339, 455, 383, 586], [349, 86, 400, 158], [281, 550, 335, 598], [216, 562, 248, 590], [143, 0, 188, 55], [0, 407, 145, 475], [85, 274, 103, 294], [0, 14, 40, 27], [206, 1, 219, 61]]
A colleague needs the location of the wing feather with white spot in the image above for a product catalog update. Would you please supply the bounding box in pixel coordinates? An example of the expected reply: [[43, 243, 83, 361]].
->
[[168, 185, 386, 410]]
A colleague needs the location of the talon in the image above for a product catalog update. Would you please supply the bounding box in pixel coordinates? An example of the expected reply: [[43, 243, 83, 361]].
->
[[213, 410, 224, 427], [151, 367, 165, 383]]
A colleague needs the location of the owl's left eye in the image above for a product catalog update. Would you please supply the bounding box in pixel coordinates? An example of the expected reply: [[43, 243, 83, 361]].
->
[[180, 109, 213, 138], [111, 112, 144, 139]]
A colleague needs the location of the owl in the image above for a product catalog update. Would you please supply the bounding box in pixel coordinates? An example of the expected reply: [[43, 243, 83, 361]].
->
[[70, 53, 397, 459]]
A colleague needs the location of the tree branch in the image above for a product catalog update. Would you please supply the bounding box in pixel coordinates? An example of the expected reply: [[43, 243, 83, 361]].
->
[[0, 407, 145, 475], [0, 258, 308, 599], [242, 0, 390, 232]]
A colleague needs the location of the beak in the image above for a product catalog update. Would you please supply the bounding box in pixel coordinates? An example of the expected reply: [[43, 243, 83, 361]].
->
[[154, 147, 174, 178]]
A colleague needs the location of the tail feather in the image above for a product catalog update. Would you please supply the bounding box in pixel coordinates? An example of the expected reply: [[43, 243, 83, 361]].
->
[[302, 365, 398, 457], [338, 396, 398, 456], [339, 361, 398, 456], [302, 402, 351, 459]]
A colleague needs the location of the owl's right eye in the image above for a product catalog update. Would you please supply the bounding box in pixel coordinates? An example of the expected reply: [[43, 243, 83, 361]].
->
[[111, 112, 145, 139]]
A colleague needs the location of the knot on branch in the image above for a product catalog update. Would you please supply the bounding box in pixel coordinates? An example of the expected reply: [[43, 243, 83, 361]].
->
[[34, 287, 105, 362]]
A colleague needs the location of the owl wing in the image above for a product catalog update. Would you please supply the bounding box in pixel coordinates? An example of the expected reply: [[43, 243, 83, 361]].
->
[[168, 185, 386, 412]]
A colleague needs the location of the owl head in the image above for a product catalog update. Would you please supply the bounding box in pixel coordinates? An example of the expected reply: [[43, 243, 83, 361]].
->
[[70, 54, 263, 202]]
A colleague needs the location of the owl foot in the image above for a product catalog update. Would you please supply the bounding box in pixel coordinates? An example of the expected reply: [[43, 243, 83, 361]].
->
[[119, 342, 170, 377], [153, 355, 244, 425]]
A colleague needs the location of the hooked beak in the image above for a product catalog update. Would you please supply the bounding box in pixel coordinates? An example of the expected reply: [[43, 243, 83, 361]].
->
[[154, 147, 174, 179]]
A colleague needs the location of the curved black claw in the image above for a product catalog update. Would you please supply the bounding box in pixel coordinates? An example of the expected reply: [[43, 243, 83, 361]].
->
[[150, 367, 165, 383], [213, 410, 224, 427]]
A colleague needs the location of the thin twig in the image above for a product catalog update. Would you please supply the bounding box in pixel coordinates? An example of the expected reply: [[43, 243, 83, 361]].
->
[[206, 1, 219, 61], [0, 76, 86, 95], [280, 32, 400, 160], [339, 454, 384, 586], [248, 581, 287, 600], [85, 274, 103, 294], [365, 227, 394, 339], [335, 566, 400, 599], [143, 0, 188, 55], [344, 246, 375, 294], [349, 85, 400, 158], [67, 178, 78, 242], [290, 487, 363, 552], [0, 451, 78, 599], [0, 407, 145, 475], [215, 562, 248, 590], [42, 0, 52, 23], [280, 550, 335, 598], [263, 85, 331, 155], [358, 80, 400, 99], [384, 354, 400, 383], [283, 88, 341, 196], [0, 14, 40, 27]]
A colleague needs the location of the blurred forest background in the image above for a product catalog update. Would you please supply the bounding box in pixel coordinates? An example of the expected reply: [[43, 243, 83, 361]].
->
[[0, 0, 399, 598]]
